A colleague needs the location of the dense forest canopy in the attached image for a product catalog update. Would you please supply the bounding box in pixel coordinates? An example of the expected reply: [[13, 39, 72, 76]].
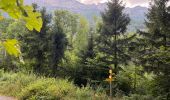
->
[[0, 0, 170, 99]]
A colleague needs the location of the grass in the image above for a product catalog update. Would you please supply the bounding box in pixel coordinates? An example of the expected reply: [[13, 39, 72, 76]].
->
[[0, 70, 108, 100]]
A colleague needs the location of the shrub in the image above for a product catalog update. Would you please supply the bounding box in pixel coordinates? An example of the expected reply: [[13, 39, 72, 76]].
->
[[123, 94, 154, 100], [0, 71, 37, 96], [19, 78, 75, 100], [0, 70, 108, 99]]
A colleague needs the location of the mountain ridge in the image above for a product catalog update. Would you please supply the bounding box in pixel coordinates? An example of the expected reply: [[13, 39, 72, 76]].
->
[[24, 0, 148, 32]]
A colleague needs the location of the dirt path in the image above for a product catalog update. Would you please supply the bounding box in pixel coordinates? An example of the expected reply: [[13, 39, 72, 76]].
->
[[0, 96, 16, 100]]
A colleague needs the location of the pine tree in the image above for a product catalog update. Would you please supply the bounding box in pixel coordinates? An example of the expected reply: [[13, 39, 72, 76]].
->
[[33, 6, 52, 73], [97, 0, 133, 74], [137, 0, 170, 98], [80, 28, 95, 63], [137, 0, 170, 73], [77, 28, 96, 83]]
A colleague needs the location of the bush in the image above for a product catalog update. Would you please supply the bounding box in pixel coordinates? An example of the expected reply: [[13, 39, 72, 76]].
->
[[123, 94, 154, 100], [0, 70, 108, 100], [0, 70, 37, 96], [19, 78, 75, 100]]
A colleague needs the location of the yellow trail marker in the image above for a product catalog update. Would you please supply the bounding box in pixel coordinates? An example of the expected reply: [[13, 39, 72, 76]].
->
[[105, 78, 114, 82], [104, 69, 116, 100]]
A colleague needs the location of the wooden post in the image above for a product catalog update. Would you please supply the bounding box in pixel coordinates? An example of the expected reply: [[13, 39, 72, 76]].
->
[[109, 69, 112, 100], [110, 79, 112, 100], [104, 69, 115, 100]]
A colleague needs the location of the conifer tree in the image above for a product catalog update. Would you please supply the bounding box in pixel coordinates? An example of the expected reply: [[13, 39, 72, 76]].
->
[[33, 6, 52, 73], [97, 0, 133, 74], [137, 0, 170, 98], [137, 0, 170, 73]]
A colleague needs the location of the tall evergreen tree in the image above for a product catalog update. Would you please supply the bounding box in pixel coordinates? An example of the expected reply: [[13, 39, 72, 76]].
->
[[80, 28, 95, 64], [136, 0, 170, 98], [75, 28, 96, 86], [33, 6, 52, 73], [97, 0, 133, 74], [137, 0, 170, 74], [50, 12, 67, 76]]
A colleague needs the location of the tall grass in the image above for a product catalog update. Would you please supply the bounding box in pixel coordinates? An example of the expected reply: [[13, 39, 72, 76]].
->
[[0, 70, 108, 100]]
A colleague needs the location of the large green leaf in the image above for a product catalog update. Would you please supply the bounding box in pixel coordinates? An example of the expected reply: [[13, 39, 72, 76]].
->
[[0, 0, 43, 59], [0, 0, 42, 32], [23, 6, 42, 32], [2, 39, 21, 57], [0, 0, 22, 19]]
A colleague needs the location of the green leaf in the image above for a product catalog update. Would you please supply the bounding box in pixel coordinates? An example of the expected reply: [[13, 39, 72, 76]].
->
[[0, 0, 22, 19], [0, 0, 43, 32], [22, 6, 42, 32], [2, 39, 21, 57]]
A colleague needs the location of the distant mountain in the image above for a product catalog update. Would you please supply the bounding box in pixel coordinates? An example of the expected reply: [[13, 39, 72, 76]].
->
[[24, 0, 148, 32]]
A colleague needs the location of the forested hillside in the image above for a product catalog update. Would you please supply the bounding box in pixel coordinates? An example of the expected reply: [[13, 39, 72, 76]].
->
[[0, 0, 170, 100], [24, 0, 148, 32]]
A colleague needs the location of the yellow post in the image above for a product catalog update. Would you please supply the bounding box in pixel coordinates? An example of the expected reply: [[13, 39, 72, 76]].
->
[[104, 69, 116, 100], [109, 69, 112, 100]]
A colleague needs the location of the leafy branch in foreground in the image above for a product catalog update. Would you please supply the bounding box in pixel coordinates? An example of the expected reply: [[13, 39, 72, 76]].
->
[[0, 0, 43, 59]]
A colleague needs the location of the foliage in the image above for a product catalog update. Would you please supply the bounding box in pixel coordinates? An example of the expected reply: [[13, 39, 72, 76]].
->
[[123, 94, 154, 100], [0, 0, 42, 60], [3, 6, 54, 74], [2, 39, 21, 57], [0, 70, 108, 99], [117, 64, 154, 95], [0, 0, 170, 99], [53, 10, 91, 83], [49, 19, 67, 75], [137, 0, 170, 74], [96, 0, 133, 74], [53, 10, 78, 49], [0, 70, 37, 96], [0, 0, 42, 32], [136, 0, 170, 98], [0, 19, 13, 33]]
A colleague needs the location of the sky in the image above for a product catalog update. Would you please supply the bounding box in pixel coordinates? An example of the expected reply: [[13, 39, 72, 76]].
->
[[78, 0, 150, 7]]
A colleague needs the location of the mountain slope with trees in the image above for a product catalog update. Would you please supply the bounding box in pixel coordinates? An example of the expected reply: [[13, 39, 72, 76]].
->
[[24, 0, 148, 32]]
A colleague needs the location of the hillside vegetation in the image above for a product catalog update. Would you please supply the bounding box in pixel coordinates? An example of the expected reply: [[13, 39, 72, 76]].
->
[[0, 70, 108, 100], [0, 0, 170, 99]]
